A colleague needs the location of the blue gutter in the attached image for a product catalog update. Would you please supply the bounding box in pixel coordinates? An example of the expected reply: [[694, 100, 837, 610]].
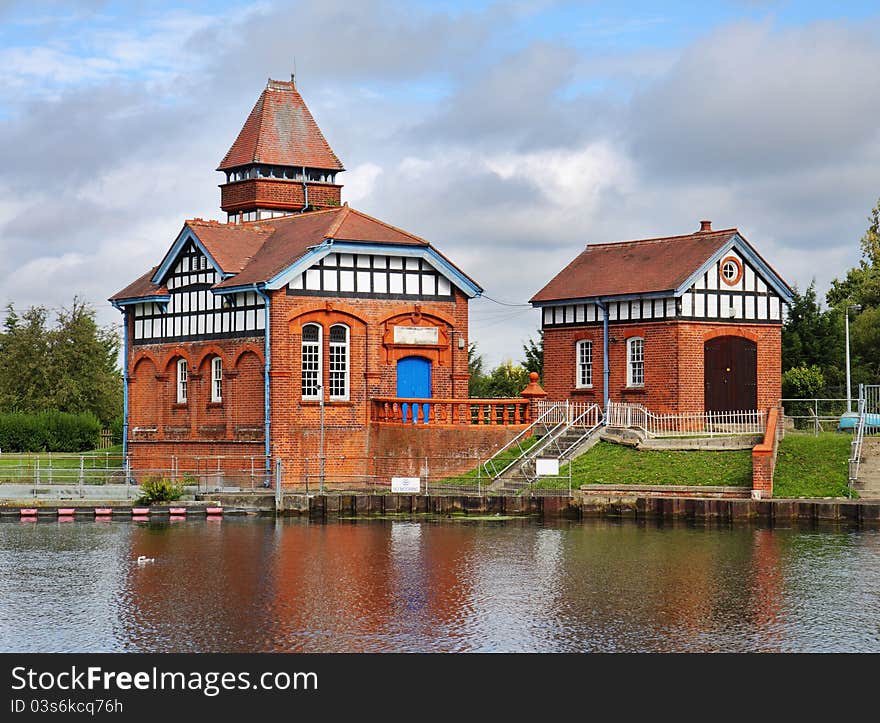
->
[[597, 299, 610, 412], [111, 301, 129, 461], [252, 285, 272, 476]]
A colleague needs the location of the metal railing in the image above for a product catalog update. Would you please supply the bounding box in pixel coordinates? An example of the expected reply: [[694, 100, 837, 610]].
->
[[849, 396, 866, 493], [606, 401, 766, 437], [779, 397, 849, 435], [481, 402, 565, 480]]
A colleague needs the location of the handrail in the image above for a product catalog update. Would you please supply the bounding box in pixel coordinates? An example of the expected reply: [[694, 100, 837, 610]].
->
[[370, 397, 529, 426], [849, 395, 867, 495], [482, 403, 566, 480]]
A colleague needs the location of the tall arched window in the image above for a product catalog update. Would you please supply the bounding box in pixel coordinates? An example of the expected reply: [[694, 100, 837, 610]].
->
[[211, 356, 223, 403], [576, 340, 592, 388], [176, 358, 188, 403], [301, 324, 322, 399], [627, 337, 644, 388], [329, 324, 349, 401]]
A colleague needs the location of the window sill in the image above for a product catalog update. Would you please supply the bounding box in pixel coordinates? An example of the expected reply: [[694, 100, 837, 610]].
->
[[300, 400, 355, 407], [171, 403, 188, 410], [206, 402, 224, 410], [621, 386, 646, 395]]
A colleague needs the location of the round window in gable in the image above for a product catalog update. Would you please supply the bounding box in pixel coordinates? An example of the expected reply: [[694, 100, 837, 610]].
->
[[720, 257, 743, 286]]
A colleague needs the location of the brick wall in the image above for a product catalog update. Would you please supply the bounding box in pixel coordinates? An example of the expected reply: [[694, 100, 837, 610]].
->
[[543, 319, 782, 413], [125, 288, 472, 486], [220, 178, 342, 212]]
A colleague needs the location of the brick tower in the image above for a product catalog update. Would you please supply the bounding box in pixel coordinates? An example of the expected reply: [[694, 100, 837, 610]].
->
[[217, 77, 345, 223]]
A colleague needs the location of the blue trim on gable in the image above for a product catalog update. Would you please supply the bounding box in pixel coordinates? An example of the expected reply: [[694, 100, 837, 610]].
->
[[151, 226, 229, 285], [263, 240, 483, 298], [111, 295, 171, 307], [674, 234, 793, 304], [531, 291, 671, 308]]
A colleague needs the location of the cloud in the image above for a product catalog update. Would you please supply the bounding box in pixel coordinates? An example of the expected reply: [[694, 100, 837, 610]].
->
[[1, 4, 879, 369]]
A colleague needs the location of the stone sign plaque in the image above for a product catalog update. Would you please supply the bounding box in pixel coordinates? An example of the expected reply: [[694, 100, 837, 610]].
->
[[393, 326, 439, 345]]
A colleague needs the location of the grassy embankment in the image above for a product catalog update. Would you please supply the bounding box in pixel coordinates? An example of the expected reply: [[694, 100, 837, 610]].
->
[[0, 444, 124, 483], [772, 432, 851, 498]]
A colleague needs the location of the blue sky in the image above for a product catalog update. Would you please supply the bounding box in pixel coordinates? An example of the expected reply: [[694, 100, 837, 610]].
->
[[1, 0, 879, 364]]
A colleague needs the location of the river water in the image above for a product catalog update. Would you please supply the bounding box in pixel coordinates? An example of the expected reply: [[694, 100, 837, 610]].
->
[[1, 516, 879, 652]]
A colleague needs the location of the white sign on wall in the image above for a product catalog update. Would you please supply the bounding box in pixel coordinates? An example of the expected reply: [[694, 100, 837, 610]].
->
[[393, 326, 439, 345], [392, 477, 421, 493], [535, 458, 560, 477]]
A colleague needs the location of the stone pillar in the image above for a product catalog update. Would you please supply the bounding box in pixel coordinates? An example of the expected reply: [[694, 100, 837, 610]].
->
[[520, 372, 547, 422]]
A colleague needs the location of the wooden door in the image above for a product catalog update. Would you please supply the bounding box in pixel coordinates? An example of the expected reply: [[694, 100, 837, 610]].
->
[[704, 336, 757, 411]]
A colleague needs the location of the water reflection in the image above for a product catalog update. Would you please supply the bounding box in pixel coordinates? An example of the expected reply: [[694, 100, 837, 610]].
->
[[1, 517, 879, 652]]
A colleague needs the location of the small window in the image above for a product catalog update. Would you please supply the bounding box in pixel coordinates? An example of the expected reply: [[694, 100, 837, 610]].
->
[[211, 357, 223, 403], [627, 338, 644, 388], [576, 340, 592, 388], [302, 324, 322, 400], [720, 257, 742, 286], [329, 324, 349, 401], [176, 358, 188, 403]]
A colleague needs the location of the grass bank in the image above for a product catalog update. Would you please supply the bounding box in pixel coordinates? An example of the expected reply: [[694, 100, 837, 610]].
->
[[772, 432, 851, 498], [537, 441, 753, 489]]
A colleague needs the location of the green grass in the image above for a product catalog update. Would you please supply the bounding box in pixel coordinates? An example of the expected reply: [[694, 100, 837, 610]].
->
[[772, 432, 852, 498], [0, 445, 124, 483], [437, 435, 540, 487], [535, 441, 753, 489]]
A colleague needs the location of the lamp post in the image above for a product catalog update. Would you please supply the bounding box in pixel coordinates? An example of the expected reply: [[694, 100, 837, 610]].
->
[[846, 304, 862, 413]]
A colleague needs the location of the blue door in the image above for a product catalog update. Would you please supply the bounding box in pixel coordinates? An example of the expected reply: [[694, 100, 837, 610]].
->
[[396, 357, 432, 424]]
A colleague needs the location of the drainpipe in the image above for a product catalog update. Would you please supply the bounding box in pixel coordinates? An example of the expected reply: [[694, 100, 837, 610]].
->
[[597, 299, 610, 413], [111, 301, 129, 461], [301, 166, 309, 213], [252, 286, 272, 478]]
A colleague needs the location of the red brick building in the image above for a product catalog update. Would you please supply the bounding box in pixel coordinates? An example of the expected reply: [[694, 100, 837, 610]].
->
[[531, 222, 793, 414], [110, 78, 495, 486]]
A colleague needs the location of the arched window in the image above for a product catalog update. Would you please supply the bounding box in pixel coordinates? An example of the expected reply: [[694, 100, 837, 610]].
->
[[627, 337, 644, 388], [211, 356, 223, 403], [329, 324, 349, 401], [576, 340, 592, 388], [176, 358, 188, 403], [301, 324, 322, 400]]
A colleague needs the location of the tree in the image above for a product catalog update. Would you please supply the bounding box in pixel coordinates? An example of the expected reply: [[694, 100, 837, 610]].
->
[[46, 298, 122, 424], [0, 298, 122, 424], [781, 365, 826, 399], [781, 282, 843, 389], [521, 331, 543, 380], [483, 360, 530, 398], [0, 304, 51, 413], [468, 343, 490, 397]]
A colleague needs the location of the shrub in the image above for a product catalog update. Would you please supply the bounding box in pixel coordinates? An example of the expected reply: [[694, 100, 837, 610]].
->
[[136, 477, 184, 505], [109, 416, 124, 445], [782, 365, 826, 399], [0, 410, 101, 452]]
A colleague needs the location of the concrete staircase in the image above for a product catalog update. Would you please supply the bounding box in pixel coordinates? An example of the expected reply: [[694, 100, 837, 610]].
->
[[855, 437, 880, 498]]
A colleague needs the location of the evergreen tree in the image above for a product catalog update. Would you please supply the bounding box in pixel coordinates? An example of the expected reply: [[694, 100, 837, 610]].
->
[[521, 331, 543, 380], [0, 304, 51, 413], [781, 282, 843, 388]]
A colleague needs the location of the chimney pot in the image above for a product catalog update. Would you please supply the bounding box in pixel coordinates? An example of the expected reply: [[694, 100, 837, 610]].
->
[[699, 220, 712, 232]]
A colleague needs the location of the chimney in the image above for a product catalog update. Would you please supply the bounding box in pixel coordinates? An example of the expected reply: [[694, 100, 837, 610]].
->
[[699, 220, 712, 232]]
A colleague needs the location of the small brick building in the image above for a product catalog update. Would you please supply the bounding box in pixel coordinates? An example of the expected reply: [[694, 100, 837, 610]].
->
[[531, 222, 793, 414], [110, 78, 496, 485]]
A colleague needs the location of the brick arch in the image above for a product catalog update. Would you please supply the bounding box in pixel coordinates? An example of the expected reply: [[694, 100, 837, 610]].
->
[[234, 350, 264, 427], [195, 345, 229, 372], [130, 350, 160, 375], [161, 347, 193, 373], [377, 307, 456, 328], [287, 301, 368, 329], [231, 343, 264, 368], [130, 356, 159, 428], [702, 326, 759, 344]]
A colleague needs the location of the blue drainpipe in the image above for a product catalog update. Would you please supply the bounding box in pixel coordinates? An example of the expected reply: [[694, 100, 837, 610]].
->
[[597, 299, 610, 414], [111, 301, 129, 461], [253, 286, 272, 480]]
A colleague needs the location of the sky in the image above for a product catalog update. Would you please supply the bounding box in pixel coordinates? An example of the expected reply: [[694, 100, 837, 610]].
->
[[1, 0, 880, 367]]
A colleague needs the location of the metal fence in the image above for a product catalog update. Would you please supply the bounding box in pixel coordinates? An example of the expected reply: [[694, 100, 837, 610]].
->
[[779, 398, 850, 435], [606, 401, 766, 437]]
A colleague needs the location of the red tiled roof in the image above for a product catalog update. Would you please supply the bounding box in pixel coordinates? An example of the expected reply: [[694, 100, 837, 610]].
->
[[109, 267, 167, 302], [112, 205, 472, 301], [185, 219, 271, 274], [217, 79, 344, 172], [530, 229, 739, 303]]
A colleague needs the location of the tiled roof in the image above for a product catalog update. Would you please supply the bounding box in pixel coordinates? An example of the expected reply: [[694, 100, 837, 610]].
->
[[217, 79, 344, 172], [530, 229, 740, 303], [112, 205, 476, 300], [109, 267, 167, 302]]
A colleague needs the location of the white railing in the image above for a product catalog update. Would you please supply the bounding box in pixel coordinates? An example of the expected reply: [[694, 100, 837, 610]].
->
[[535, 400, 602, 427], [606, 401, 766, 438]]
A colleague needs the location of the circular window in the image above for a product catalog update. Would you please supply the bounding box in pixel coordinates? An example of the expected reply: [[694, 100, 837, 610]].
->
[[720, 257, 742, 286]]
